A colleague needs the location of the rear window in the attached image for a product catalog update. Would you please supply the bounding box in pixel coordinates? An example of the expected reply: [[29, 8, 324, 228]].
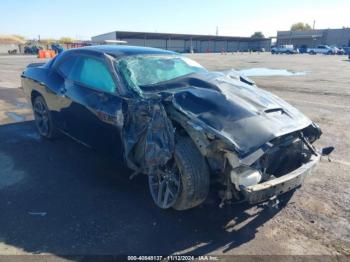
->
[[58, 56, 79, 76]]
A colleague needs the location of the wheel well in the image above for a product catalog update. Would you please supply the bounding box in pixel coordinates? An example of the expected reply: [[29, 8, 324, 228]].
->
[[31, 90, 42, 104]]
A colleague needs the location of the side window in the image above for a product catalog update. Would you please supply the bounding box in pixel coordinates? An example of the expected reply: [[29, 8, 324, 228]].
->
[[57, 56, 79, 77], [70, 57, 116, 93]]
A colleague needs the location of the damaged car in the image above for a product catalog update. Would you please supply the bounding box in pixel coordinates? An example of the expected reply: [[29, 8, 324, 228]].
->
[[21, 45, 333, 210]]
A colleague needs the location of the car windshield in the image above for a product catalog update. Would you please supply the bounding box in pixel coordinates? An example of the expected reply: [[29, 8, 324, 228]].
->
[[116, 55, 207, 91]]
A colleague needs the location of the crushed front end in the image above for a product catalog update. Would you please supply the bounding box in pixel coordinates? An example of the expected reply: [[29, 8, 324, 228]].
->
[[224, 125, 322, 204], [167, 96, 325, 206], [161, 72, 329, 206]]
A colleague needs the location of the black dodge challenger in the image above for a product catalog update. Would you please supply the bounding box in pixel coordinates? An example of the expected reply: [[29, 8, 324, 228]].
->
[[21, 45, 332, 210]]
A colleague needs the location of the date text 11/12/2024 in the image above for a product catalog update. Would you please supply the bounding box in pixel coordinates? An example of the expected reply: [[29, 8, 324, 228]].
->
[[127, 255, 219, 261]]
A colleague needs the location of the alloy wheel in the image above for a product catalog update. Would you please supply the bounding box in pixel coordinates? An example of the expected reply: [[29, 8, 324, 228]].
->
[[34, 98, 50, 137], [148, 159, 181, 209]]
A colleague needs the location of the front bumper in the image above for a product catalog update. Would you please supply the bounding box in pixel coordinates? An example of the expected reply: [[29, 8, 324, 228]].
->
[[241, 154, 320, 204]]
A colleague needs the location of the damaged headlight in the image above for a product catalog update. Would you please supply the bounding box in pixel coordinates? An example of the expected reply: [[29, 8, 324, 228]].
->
[[225, 152, 262, 191], [230, 166, 262, 191]]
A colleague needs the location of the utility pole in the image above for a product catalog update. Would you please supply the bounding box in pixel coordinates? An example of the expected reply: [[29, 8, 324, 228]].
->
[[313, 20, 315, 30], [216, 26, 219, 36]]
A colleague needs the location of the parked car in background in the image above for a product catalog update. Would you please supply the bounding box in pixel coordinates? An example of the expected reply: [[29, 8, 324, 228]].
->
[[337, 48, 346, 55], [7, 49, 17, 54], [342, 47, 350, 55], [24, 45, 43, 55], [51, 43, 64, 54], [298, 45, 308, 54], [308, 45, 335, 55], [330, 46, 345, 55], [251, 47, 265, 52], [271, 45, 299, 54]]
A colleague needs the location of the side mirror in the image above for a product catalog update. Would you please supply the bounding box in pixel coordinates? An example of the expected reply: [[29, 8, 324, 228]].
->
[[321, 146, 334, 156]]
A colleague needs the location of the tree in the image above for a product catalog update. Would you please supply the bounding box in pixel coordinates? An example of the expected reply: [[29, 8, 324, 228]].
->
[[251, 31, 265, 38], [291, 22, 312, 31], [59, 37, 75, 44]]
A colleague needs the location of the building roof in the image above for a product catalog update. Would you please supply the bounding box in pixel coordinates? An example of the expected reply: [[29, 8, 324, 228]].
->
[[93, 30, 270, 42]]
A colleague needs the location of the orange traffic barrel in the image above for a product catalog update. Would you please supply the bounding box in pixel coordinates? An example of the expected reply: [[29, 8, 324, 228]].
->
[[38, 50, 45, 59], [50, 50, 56, 58], [38, 49, 57, 59]]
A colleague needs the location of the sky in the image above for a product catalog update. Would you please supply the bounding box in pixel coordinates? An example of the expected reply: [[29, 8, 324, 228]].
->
[[0, 0, 349, 40]]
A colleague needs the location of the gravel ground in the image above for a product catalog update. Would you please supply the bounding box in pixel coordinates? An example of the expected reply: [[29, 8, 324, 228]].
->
[[0, 53, 349, 258]]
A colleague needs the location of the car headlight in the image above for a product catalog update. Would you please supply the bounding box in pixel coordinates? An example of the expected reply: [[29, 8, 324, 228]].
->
[[230, 166, 262, 191]]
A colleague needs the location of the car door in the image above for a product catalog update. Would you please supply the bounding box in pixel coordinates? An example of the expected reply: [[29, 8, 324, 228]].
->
[[57, 54, 124, 153]]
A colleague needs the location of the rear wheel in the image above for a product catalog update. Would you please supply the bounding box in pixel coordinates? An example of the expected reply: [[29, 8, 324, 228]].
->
[[33, 96, 57, 139], [148, 136, 210, 210]]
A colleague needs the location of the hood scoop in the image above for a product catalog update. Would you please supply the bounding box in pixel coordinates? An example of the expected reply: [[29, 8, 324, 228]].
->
[[265, 108, 284, 114]]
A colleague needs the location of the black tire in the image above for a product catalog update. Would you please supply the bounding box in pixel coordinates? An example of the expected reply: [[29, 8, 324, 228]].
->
[[33, 95, 57, 139], [172, 136, 210, 210]]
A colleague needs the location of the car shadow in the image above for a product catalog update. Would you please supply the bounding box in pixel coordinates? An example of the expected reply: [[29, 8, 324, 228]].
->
[[0, 121, 294, 258]]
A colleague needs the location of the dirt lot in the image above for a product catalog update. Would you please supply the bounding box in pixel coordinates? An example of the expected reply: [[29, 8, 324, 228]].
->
[[0, 53, 349, 258]]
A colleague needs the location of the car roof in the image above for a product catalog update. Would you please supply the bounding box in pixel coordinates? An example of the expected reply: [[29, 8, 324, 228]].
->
[[73, 45, 177, 57]]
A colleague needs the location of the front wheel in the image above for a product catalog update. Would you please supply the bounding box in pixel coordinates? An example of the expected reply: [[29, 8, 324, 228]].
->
[[148, 136, 210, 210]]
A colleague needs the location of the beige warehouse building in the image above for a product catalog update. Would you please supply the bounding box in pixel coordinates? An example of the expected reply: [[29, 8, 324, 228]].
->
[[91, 31, 271, 53], [276, 28, 350, 48]]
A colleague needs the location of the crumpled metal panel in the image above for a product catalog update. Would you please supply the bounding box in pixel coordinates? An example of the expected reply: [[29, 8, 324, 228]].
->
[[122, 99, 174, 173], [171, 75, 312, 156], [142, 72, 313, 157]]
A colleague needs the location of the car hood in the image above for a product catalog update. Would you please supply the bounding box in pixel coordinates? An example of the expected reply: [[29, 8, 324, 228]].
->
[[153, 71, 312, 156]]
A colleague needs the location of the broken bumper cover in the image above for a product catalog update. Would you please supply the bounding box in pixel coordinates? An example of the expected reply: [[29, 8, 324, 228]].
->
[[241, 154, 320, 204]]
